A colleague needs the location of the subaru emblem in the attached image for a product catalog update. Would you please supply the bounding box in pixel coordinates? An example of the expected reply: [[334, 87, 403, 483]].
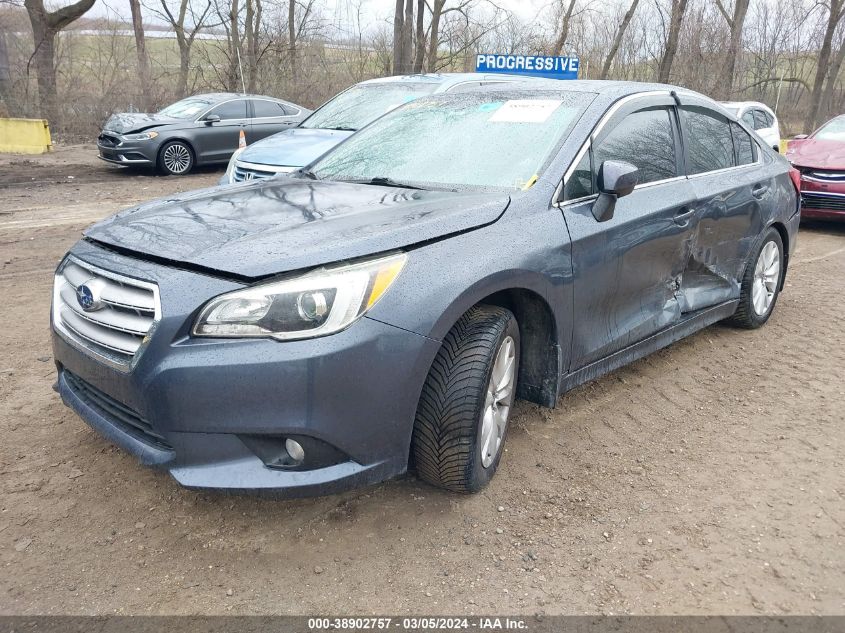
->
[[76, 283, 103, 312]]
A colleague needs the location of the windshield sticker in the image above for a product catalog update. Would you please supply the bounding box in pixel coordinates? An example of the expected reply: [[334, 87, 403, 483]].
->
[[489, 99, 563, 123]]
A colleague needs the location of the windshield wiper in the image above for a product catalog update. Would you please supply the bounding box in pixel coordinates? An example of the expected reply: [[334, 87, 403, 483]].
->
[[326, 126, 356, 131], [350, 176, 427, 190], [297, 168, 319, 180]]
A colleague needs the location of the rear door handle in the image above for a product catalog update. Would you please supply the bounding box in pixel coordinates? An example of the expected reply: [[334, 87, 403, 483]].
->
[[673, 207, 695, 224], [752, 183, 769, 198]]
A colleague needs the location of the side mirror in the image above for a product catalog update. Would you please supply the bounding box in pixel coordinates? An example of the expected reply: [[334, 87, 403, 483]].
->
[[204, 114, 221, 124], [591, 160, 639, 222], [793, 134, 808, 140]]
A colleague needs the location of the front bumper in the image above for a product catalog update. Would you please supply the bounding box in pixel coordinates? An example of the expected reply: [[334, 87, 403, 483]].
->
[[97, 137, 156, 166], [52, 243, 439, 496], [799, 177, 845, 221]]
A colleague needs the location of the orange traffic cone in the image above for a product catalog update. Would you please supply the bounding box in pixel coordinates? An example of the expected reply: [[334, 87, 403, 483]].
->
[[238, 128, 246, 149]]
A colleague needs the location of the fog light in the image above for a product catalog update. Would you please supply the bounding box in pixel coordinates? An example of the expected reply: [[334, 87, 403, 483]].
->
[[285, 438, 305, 463]]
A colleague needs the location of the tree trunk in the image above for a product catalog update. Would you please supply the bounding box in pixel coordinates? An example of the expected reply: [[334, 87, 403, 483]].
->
[[23, 0, 96, 124], [229, 0, 242, 91], [0, 28, 14, 115], [392, 0, 404, 74], [244, 0, 259, 92], [807, 0, 844, 130], [412, 0, 425, 73], [129, 0, 151, 110], [821, 41, 845, 124], [714, 0, 750, 100], [599, 0, 639, 79], [288, 0, 297, 81], [656, 0, 688, 83], [177, 33, 190, 97], [426, 0, 445, 72], [399, 0, 413, 74], [551, 0, 577, 56]]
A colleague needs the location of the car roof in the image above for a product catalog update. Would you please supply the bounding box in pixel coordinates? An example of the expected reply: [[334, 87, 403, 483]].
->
[[187, 92, 292, 103], [721, 100, 776, 114]]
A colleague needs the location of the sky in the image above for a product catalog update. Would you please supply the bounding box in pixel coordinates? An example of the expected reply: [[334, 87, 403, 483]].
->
[[85, 0, 555, 32]]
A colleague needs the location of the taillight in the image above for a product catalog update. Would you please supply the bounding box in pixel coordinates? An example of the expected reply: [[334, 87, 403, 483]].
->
[[788, 167, 801, 193]]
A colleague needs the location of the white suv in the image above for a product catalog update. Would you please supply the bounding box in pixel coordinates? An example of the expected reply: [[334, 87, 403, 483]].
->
[[721, 101, 782, 152]]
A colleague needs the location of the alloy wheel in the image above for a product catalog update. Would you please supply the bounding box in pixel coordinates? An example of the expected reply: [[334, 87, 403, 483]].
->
[[480, 335, 516, 468], [752, 240, 780, 316], [162, 144, 192, 174]]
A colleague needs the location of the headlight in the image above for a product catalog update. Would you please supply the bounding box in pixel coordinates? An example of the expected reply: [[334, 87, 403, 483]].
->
[[224, 147, 245, 182], [122, 131, 159, 141], [193, 253, 407, 340]]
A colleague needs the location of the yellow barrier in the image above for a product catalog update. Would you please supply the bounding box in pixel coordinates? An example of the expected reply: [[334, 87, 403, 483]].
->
[[779, 139, 788, 154], [0, 118, 53, 154]]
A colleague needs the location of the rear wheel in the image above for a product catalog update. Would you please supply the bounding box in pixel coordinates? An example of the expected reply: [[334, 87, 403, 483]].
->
[[158, 140, 194, 175], [412, 305, 519, 493], [728, 227, 784, 328]]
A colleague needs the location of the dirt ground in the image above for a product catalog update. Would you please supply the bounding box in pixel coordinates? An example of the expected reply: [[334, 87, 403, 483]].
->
[[0, 145, 843, 616]]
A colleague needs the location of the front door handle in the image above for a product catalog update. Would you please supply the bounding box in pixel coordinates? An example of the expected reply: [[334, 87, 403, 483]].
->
[[674, 207, 695, 225], [752, 183, 769, 198]]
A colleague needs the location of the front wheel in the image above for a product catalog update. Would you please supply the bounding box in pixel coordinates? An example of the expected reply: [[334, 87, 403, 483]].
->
[[158, 140, 195, 175], [727, 227, 784, 328], [412, 305, 520, 493]]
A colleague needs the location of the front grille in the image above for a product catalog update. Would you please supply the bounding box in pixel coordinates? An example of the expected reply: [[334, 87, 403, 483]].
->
[[98, 133, 120, 147], [52, 257, 160, 370], [64, 370, 172, 450], [233, 161, 282, 182], [803, 170, 845, 183], [802, 192, 845, 212]]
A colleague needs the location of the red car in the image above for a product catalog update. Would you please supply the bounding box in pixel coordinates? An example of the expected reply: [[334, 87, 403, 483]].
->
[[786, 114, 845, 220]]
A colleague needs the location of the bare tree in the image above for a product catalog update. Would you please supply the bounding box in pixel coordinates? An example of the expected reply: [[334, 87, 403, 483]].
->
[[128, 0, 151, 109], [393, 0, 405, 73], [807, 0, 845, 129], [0, 26, 13, 114], [153, 0, 215, 97], [23, 0, 96, 123], [551, 0, 577, 56], [656, 0, 689, 83], [600, 0, 640, 79], [413, 0, 425, 73], [714, 0, 751, 100]]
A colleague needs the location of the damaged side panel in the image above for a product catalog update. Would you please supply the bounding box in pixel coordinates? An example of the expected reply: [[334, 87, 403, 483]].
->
[[564, 178, 699, 370]]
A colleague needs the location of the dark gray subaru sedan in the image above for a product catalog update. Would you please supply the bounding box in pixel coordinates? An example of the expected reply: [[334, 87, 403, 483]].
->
[[52, 80, 800, 496]]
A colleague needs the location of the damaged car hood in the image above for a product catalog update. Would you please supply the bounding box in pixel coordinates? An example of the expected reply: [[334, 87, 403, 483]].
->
[[787, 138, 845, 170], [85, 178, 511, 278], [103, 112, 184, 134]]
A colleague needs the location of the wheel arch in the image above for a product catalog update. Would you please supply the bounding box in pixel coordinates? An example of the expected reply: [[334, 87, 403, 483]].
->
[[423, 273, 563, 409]]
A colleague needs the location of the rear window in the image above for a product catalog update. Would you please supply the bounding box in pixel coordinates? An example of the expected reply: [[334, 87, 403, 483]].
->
[[681, 106, 735, 174]]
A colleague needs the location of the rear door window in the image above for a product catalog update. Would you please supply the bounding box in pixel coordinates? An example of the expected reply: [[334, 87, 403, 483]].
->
[[208, 100, 248, 120], [753, 109, 769, 130], [681, 106, 735, 174], [251, 100, 286, 118], [730, 122, 756, 165], [592, 107, 677, 185]]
